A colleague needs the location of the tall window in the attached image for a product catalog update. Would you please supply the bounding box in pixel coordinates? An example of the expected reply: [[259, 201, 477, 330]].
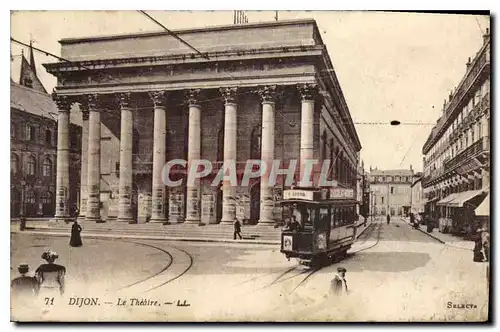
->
[[329, 139, 334, 180], [27, 155, 37, 176], [42, 158, 52, 177], [11, 123, 16, 139], [250, 125, 261, 160], [11, 154, 19, 174], [45, 129, 52, 145], [26, 124, 36, 141], [335, 148, 340, 180], [26, 191, 36, 204], [41, 191, 52, 204], [321, 131, 327, 161]]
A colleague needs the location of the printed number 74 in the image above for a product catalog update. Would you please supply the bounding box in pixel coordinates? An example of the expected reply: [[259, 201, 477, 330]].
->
[[44, 297, 54, 306]]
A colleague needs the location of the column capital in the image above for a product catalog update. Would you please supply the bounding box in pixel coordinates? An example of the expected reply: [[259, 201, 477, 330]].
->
[[149, 90, 167, 108], [51, 91, 72, 111], [297, 83, 318, 101], [117, 92, 132, 109], [186, 89, 201, 107], [86, 93, 105, 111], [220, 87, 238, 104], [258, 85, 278, 104]]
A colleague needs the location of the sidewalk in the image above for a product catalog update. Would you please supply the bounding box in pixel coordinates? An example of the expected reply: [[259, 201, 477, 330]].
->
[[400, 217, 474, 251], [11, 216, 373, 245]]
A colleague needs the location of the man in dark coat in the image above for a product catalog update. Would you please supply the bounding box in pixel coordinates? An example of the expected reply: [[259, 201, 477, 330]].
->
[[331, 267, 348, 295], [233, 219, 242, 240], [11, 264, 39, 306]]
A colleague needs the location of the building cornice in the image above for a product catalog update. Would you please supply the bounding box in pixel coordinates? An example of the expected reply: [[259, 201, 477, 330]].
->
[[59, 19, 318, 44]]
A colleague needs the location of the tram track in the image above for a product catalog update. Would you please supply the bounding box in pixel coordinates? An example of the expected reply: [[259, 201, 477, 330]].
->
[[92, 237, 195, 294]]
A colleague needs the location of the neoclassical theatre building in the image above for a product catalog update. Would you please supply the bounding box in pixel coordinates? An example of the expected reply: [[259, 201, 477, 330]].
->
[[44, 19, 362, 225]]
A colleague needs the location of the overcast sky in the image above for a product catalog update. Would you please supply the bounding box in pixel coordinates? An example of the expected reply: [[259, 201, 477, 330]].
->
[[10, 11, 490, 172]]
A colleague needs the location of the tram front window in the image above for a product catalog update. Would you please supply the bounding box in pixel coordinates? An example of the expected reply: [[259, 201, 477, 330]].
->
[[284, 204, 315, 232]]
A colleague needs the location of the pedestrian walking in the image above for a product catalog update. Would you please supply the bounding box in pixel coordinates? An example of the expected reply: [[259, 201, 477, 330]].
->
[[481, 228, 490, 262], [233, 219, 242, 240], [386, 214, 390, 225], [473, 229, 485, 262], [19, 214, 26, 231], [69, 220, 83, 247], [331, 267, 348, 296], [35, 250, 66, 297], [11, 264, 39, 307]]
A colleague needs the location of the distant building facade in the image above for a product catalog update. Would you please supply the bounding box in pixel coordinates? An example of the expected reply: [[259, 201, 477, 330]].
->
[[421, 29, 490, 233], [10, 47, 81, 218], [368, 168, 414, 217]]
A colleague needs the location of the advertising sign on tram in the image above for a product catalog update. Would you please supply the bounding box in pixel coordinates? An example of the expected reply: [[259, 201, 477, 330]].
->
[[330, 188, 355, 199]]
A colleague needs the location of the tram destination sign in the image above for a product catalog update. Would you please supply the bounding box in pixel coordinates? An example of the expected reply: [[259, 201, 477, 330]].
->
[[330, 188, 355, 199], [283, 189, 318, 201]]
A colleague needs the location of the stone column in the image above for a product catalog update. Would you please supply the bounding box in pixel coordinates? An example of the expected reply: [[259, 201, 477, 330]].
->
[[185, 89, 202, 224], [220, 87, 238, 224], [52, 93, 72, 222], [149, 91, 168, 223], [117, 93, 135, 223], [258, 86, 277, 225], [77, 103, 89, 222], [298, 84, 316, 183], [85, 94, 104, 223]]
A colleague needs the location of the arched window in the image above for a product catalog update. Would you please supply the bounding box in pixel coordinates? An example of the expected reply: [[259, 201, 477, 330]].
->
[[42, 158, 52, 177], [26, 190, 36, 204], [41, 191, 52, 204], [250, 125, 262, 160], [27, 155, 37, 176], [11, 154, 19, 174]]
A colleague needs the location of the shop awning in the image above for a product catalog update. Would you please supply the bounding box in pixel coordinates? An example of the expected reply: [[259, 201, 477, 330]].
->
[[475, 193, 490, 216], [436, 193, 459, 206], [448, 190, 486, 208]]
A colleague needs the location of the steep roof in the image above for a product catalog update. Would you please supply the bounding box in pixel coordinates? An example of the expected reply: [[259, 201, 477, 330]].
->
[[10, 81, 82, 126]]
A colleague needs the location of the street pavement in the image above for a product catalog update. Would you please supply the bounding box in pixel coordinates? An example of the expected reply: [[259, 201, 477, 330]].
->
[[10, 217, 488, 322]]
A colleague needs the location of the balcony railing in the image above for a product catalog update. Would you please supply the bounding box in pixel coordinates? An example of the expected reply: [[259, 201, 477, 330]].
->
[[444, 136, 489, 173]]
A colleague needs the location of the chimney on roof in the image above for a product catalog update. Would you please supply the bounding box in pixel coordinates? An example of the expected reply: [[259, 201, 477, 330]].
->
[[483, 28, 490, 45], [448, 91, 453, 102], [369, 166, 372, 172], [466, 57, 472, 70]]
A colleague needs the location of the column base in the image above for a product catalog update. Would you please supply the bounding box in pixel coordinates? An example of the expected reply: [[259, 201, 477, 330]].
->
[[86, 217, 105, 223], [257, 219, 275, 226], [185, 218, 201, 224], [77, 215, 86, 222], [150, 218, 167, 223], [117, 218, 135, 224], [51, 216, 73, 224], [220, 219, 234, 225]]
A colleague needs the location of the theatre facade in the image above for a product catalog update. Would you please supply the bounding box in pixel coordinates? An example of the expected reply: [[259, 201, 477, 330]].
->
[[44, 19, 362, 225]]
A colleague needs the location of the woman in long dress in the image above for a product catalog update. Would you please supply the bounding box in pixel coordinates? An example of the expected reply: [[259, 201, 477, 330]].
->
[[35, 251, 66, 298], [69, 221, 83, 247]]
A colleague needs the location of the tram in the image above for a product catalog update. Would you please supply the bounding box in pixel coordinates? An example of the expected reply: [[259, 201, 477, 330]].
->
[[279, 187, 358, 266]]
